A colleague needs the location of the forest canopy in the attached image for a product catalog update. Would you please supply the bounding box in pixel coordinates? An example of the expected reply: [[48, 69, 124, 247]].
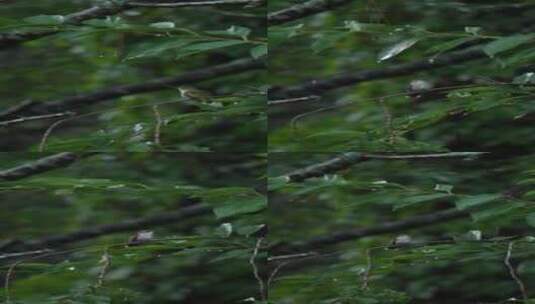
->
[[1, 0, 535, 304]]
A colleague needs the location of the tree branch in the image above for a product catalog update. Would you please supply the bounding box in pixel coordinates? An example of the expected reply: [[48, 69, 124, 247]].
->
[[268, 95, 320, 106], [0, 4, 127, 49], [0, 0, 260, 49], [2, 57, 265, 118], [0, 112, 75, 128], [273, 208, 469, 253], [268, 0, 354, 26], [128, 0, 256, 7], [0, 204, 212, 252], [0, 152, 82, 181], [270, 47, 487, 99], [284, 152, 488, 182]]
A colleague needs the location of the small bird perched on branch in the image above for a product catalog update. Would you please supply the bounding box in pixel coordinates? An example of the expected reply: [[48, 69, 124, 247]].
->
[[178, 86, 222, 108], [178, 86, 211, 102], [126, 230, 154, 247]]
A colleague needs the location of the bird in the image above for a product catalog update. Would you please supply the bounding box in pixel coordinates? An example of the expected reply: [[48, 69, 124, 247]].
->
[[126, 230, 154, 246], [178, 86, 211, 102], [178, 86, 223, 108]]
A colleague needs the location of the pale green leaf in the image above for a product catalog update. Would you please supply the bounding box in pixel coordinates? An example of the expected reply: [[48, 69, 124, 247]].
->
[[483, 34, 535, 57], [378, 38, 419, 62], [455, 193, 502, 210], [250, 44, 267, 59], [23, 15, 65, 25]]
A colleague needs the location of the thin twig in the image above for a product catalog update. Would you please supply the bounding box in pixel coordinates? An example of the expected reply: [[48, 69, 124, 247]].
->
[[378, 98, 395, 145], [267, 252, 317, 261], [267, 261, 289, 288], [250, 237, 266, 301], [504, 241, 529, 302], [362, 247, 373, 289], [152, 105, 163, 146], [95, 249, 111, 288], [0, 111, 75, 128], [4, 258, 27, 303], [268, 95, 320, 106], [0, 249, 52, 260], [39, 117, 72, 152]]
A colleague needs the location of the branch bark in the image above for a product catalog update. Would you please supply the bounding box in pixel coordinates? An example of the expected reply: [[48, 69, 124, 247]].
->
[[285, 152, 488, 182], [269, 47, 487, 99], [0, 152, 82, 181], [0, 0, 259, 49], [272, 208, 469, 253], [0, 204, 212, 252], [2, 57, 265, 118], [268, 0, 354, 25], [0, 5, 127, 49], [128, 0, 256, 7]]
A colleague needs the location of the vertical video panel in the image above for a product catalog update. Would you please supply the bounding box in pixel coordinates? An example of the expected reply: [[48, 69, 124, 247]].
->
[[0, 152, 267, 303]]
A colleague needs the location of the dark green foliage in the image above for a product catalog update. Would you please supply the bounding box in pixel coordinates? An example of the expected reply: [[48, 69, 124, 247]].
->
[[1, 0, 535, 303]]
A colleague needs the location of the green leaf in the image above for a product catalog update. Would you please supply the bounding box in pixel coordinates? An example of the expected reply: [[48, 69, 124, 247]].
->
[[226, 25, 251, 40], [464, 26, 482, 36], [523, 190, 535, 199], [268, 24, 303, 47], [268, 176, 290, 191], [250, 44, 267, 59], [23, 15, 65, 25], [175, 40, 248, 59], [125, 39, 193, 60], [394, 193, 452, 210], [378, 38, 419, 62], [434, 184, 453, 194], [149, 21, 175, 29], [526, 213, 535, 227], [202, 188, 267, 219], [472, 201, 525, 221], [212, 193, 266, 219], [455, 193, 502, 210], [311, 32, 348, 54], [482, 34, 535, 57], [426, 36, 478, 55], [344, 20, 364, 32]]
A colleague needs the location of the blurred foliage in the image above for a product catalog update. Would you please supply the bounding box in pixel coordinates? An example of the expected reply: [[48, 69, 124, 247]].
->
[[268, 153, 535, 304], [0, 0, 267, 152], [0, 153, 266, 303], [268, 0, 535, 153], [2, 0, 535, 303], [266, 0, 535, 303]]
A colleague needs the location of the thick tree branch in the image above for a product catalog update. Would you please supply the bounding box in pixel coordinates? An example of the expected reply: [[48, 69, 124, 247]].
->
[[268, 0, 354, 26], [285, 152, 488, 182], [128, 0, 256, 7], [0, 0, 258, 49], [0, 5, 127, 49], [0, 204, 212, 252], [2, 57, 265, 118], [270, 47, 487, 99], [273, 208, 469, 253], [0, 152, 81, 181]]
